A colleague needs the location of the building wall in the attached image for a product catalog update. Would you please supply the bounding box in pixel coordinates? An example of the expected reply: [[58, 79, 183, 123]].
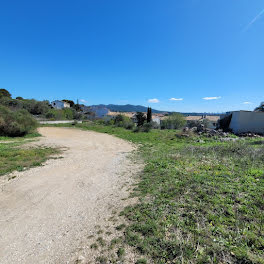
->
[[152, 117, 161, 125], [229, 111, 264, 134], [51, 100, 70, 109]]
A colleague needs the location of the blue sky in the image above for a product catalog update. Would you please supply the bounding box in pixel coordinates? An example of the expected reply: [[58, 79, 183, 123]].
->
[[0, 0, 263, 113]]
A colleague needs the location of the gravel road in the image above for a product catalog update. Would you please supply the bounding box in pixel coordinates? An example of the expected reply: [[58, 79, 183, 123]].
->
[[0, 127, 137, 264]]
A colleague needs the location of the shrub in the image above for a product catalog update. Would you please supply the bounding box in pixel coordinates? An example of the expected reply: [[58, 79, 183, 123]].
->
[[141, 122, 152, 132], [133, 126, 140, 133], [161, 113, 186, 129], [0, 97, 50, 115], [219, 114, 232, 131], [45, 108, 82, 120], [187, 120, 200, 128], [21, 99, 50, 115], [135, 112, 146, 127], [114, 114, 134, 130], [0, 105, 37, 137]]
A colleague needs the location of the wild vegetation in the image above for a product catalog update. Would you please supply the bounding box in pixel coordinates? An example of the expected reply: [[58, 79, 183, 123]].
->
[[0, 134, 59, 176], [161, 113, 186, 129], [53, 122, 264, 264], [0, 88, 83, 125], [0, 105, 37, 137]]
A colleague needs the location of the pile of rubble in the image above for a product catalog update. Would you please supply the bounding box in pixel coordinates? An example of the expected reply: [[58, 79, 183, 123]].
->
[[182, 125, 264, 138], [182, 125, 230, 137], [238, 133, 263, 138]]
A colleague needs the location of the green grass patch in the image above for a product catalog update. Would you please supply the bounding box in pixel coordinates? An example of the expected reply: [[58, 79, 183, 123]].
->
[[0, 135, 59, 176], [46, 123, 264, 263]]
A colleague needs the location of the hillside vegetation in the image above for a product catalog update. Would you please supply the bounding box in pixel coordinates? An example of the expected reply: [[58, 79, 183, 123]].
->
[[52, 122, 264, 264]]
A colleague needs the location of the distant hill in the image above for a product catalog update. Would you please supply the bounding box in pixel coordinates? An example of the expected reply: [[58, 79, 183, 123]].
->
[[89, 104, 221, 115], [89, 104, 166, 113]]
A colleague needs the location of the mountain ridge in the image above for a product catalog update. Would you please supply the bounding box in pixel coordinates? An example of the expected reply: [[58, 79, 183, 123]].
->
[[89, 104, 221, 116]]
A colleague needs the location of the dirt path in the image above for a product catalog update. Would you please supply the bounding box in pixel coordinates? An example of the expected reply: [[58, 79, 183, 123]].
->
[[0, 127, 137, 264]]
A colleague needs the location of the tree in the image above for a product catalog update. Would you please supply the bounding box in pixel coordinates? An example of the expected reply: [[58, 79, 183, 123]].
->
[[0, 89, 11, 98], [135, 112, 146, 127], [161, 113, 186, 129], [147, 107, 152, 123]]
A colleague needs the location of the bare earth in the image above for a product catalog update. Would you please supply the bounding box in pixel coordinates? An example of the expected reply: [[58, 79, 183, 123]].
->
[[0, 127, 138, 264]]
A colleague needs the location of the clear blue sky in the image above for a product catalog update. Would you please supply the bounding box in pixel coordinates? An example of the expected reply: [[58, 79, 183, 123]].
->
[[0, 0, 263, 113]]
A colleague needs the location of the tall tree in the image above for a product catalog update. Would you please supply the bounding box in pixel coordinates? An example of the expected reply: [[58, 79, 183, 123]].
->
[[147, 107, 152, 123]]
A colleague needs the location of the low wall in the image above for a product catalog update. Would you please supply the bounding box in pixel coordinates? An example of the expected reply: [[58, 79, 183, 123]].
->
[[38, 120, 83, 124]]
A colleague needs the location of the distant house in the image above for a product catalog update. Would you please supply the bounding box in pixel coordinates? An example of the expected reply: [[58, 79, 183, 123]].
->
[[51, 100, 70, 109], [152, 116, 161, 126], [221, 111, 264, 134]]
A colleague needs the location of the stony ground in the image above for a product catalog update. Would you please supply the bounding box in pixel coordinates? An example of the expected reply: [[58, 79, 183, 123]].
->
[[0, 127, 140, 264]]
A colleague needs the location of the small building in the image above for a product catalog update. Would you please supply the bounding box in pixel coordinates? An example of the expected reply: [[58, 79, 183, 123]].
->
[[51, 100, 70, 109], [226, 111, 264, 134], [152, 116, 161, 126]]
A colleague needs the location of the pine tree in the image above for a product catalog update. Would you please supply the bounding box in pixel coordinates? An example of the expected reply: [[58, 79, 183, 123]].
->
[[147, 107, 152, 123]]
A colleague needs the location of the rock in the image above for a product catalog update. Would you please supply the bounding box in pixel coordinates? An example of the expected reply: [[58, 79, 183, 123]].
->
[[219, 137, 239, 142]]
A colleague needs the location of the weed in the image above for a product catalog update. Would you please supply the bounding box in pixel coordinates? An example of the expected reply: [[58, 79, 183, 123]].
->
[[117, 247, 125, 258], [0, 140, 59, 176], [95, 256, 107, 264], [90, 243, 98, 250], [97, 237, 106, 247], [115, 224, 126, 231], [136, 259, 147, 264]]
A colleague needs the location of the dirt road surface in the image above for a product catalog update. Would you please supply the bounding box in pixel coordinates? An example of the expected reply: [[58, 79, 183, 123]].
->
[[0, 127, 137, 264]]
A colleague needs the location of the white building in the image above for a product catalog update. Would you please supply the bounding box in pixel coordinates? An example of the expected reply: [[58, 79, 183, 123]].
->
[[226, 111, 264, 134], [51, 100, 70, 110], [152, 117, 161, 126]]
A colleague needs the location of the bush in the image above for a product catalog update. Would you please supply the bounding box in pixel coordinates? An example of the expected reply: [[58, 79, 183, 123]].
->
[[0, 97, 50, 115], [114, 115, 135, 130], [187, 120, 200, 128], [45, 108, 82, 120], [219, 114, 232, 131], [0, 105, 37, 137], [135, 112, 146, 127], [141, 122, 152, 132], [161, 113, 186, 129]]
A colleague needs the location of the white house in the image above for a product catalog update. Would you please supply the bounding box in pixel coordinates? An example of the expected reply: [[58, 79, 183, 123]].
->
[[51, 100, 70, 109], [152, 116, 161, 126], [228, 111, 264, 134]]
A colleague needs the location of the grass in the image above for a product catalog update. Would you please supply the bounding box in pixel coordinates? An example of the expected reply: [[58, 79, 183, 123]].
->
[[0, 133, 59, 176], [46, 123, 264, 263]]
